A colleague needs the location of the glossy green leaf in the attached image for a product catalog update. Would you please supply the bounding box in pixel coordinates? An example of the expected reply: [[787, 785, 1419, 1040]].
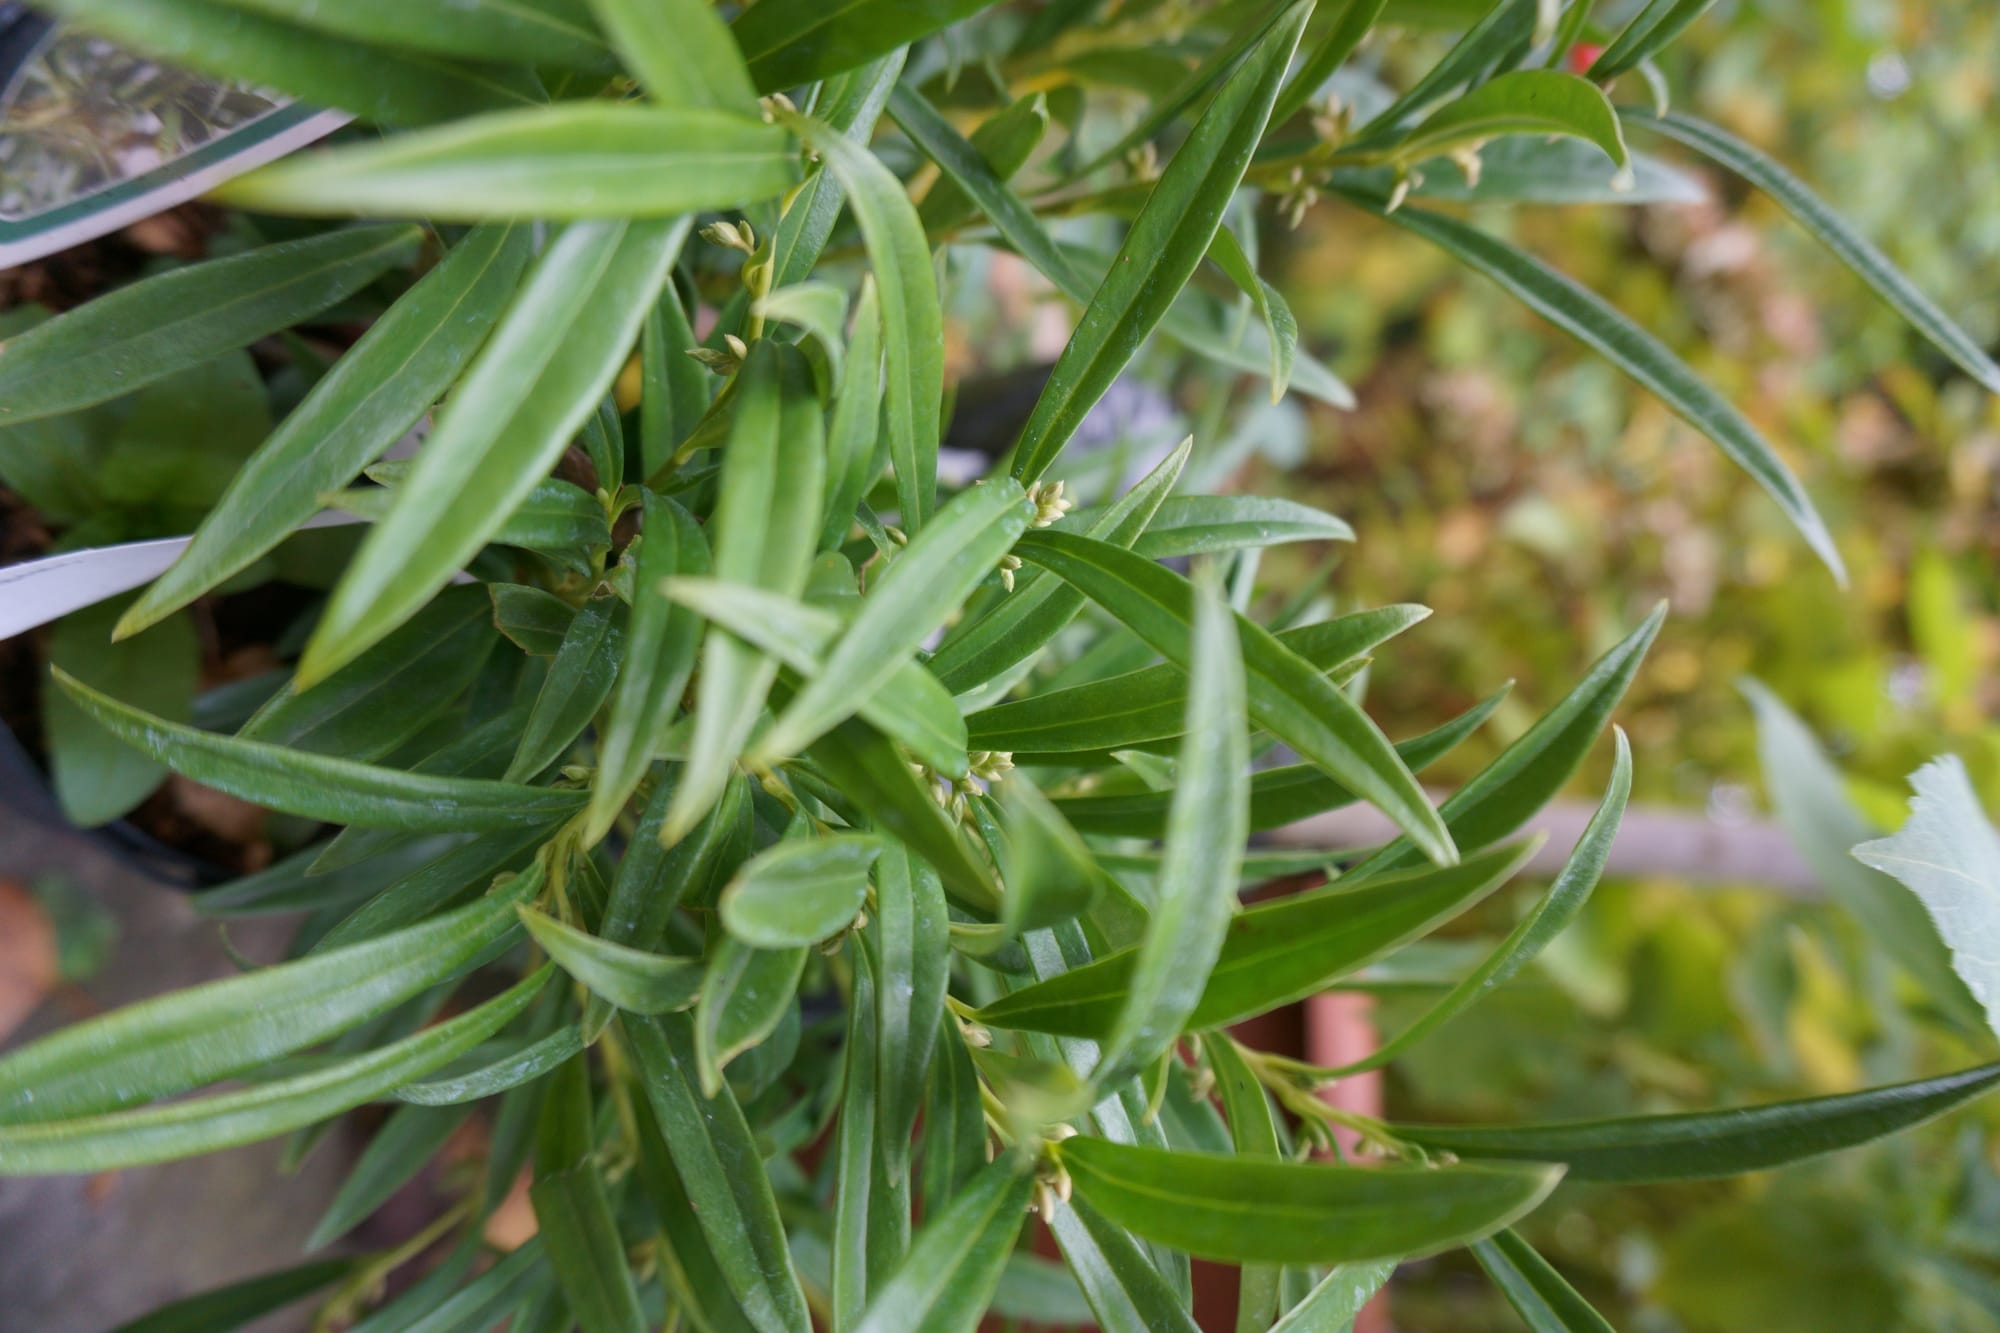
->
[[873, 843, 949, 1168], [107, 1259, 356, 1333], [1095, 572, 1246, 1086], [492, 584, 577, 656], [821, 278, 885, 550], [779, 111, 942, 531], [623, 1012, 812, 1332], [1009, 1, 1310, 484], [916, 93, 1049, 234], [922, 1022, 988, 1217], [1268, 1262, 1396, 1332], [833, 948, 883, 1331], [852, 1154, 1034, 1333], [36, 0, 543, 126], [51, 667, 583, 831], [353, 462, 612, 556], [302, 218, 683, 683], [1204, 1035, 1284, 1333], [1471, 1229, 1616, 1333], [0, 224, 416, 427], [605, 774, 752, 953], [967, 604, 1422, 758], [630, 1094, 766, 1333], [307, 1102, 470, 1249], [398, 1241, 550, 1333], [1271, 0, 1390, 126], [589, 0, 757, 111], [1110, 495, 1355, 557], [1, 884, 531, 1126], [1350, 601, 1664, 877], [206, 0, 609, 68], [508, 597, 625, 781], [664, 577, 967, 778], [118, 224, 531, 635], [976, 841, 1535, 1039], [757, 479, 1033, 762], [665, 341, 826, 844], [1045, 1195, 1199, 1333], [1626, 109, 2000, 395], [1329, 729, 1632, 1075], [734, 0, 1001, 92], [805, 717, 1003, 916], [1347, 0, 1534, 144], [1060, 1136, 1560, 1265], [770, 53, 906, 290], [0, 967, 548, 1174], [1586, 0, 1716, 80], [1346, 193, 1844, 581], [588, 496, 710, 841], [533, 1057, 646, 1333], [217, 106, 797, 219], [242, 586, 495, 761], [1012, 531, 1452, 862], [1398, 1061, 2000, 1182], [395, 1026, 586, 1105], [522, 908, 703, 1014], [1389, 70, 1628, 174], [998, 782, 1108, 936], [929, 437, 1190, 696], [313, 833, 551, 952], [696, 935, 807, 1096], [720, 835, 882, 948]]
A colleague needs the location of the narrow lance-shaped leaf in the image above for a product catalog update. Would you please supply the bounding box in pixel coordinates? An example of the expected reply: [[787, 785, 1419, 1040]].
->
[[1328, 728, 1633, 1075], [106, 1259, 357, 1333], [1268, 1263, 1397, 1332], [821, 278, 885, 550], [1586, 0, 1717, 81], [1345, 193, 1844, 581], [733, 0, 1002, 92], [0, 224, 418, 427], [1044, 1195, 1201, 1333], [629, 1095, 768, 1333], [395, 1027, 587, 1106], [0, 968, 549, 1175], [1206, 224, 1299, 400], [922, 1021, 988, 1218], [873, 843, 948, 1170], [1626, 108, 2000, 395], [307, 1102, 472, 1249], [1009, 0, 1311, 484], [832, 947, 880, 1331], [508, 597, 626, 782], [1204, 1035, 1284, 1333], [1058, 1136, 1562, 1265], [587, 495, 710, 842], [779, 111, 943, 530], [532, 1056, 647, 1333], [1012, 530, 1455, 863], [852, 1154, 1035, 1333], [1384, 71, 1630, 176], [203, 0, 612, 68], [1095, 570, 1246, 1086], [302, 218, 684, 682], [977, 841, 1537, 1039], [216, 107, 799, 220], [694, 935, 806, 1096], [1349, 600, 1664, 878], [916, 92, 1049, 234], [1397, 1061, 2000, 1182], [1269, 0, 1390, 127], [36, 0, 543, 127], [1345, 0, 1535, 145], [664, 340, 825, 844], [755, 479, 1034, 762], [50, 668, 583, 832], [720, 836, 882, 949], [521, 908, 703, 1015], [1471, 1229, 1618, 1333], [588, 0, 757, 112], [119, 224, 532, 637], [1068, 494, 1355, 559], [771, 52, 906, 291], [663, 577, 967, 778]]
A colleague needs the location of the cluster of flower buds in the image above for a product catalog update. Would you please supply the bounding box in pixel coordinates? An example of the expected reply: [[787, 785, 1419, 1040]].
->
[[699, 218, 756, 255], [997, 554, 1022, 592], [1027, 479, 1073, 528], [687, 332, 749, 375]]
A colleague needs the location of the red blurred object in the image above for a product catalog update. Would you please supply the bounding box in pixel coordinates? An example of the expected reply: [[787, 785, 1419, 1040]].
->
[[1568, 41, 1606, 73]]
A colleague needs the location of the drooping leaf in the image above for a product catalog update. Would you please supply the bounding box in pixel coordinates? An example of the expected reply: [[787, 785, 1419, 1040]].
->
[[1853, 757, 2000, 1040], [1346, 193, 1844, 581], [0, 225, 417, 427], [1206, 224, 1300, 400], [1059, 1136, 1561, 1265], [51, 668, 583, 831], [1625, 109, 2000, 395], [1094, 570, 1247, 1086], [1346, 0, 1535, 144], [734, 0, 1002, 92], [1470, 1229, 1617, 1333], [1386, 71, 1628, 176], [1010, 531, 1453, 862], [1397, 1062, 2000, 1182], [1008, 1, 1311, 484], [301, 218, 684, 682], [0, 968, 549, 1174], [977, 841, 1535, 1039], [588, 0, 757, 111], [720, 835, 882, 949], [216, 107, 798, 219], [521, 908, 703, 1014], [851, 1154, 1035, 1333]]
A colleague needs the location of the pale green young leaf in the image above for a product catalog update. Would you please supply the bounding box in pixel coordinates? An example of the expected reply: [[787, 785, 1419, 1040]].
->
[[733, 0, 1002, 92], [119, 225, 532, 636], [302, 218, 682, 683], [778, 111, 943, 530], [720, 836, 882, 949], [50, 668, 583, 831], [588, 0, 757, 111], [852, 1154, 1035, 1333], [1347, 194, 1844, 581], [1059, 1136, 1561, 1265], [1471, 1230, 1617, 1333], [1009, 1, 1311, 483], [1626, 109, 2000, 395], [204, 0, 610, 68], [0, 225, 417, 427], [753, 281, 851, 380], [217, 107, 798, 219], [521, 908, 703, 1014], [0, 968, 548, 1175]]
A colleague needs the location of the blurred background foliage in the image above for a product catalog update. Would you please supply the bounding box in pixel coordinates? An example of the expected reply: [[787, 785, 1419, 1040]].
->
[[1236, 2, 2000, 1328]]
